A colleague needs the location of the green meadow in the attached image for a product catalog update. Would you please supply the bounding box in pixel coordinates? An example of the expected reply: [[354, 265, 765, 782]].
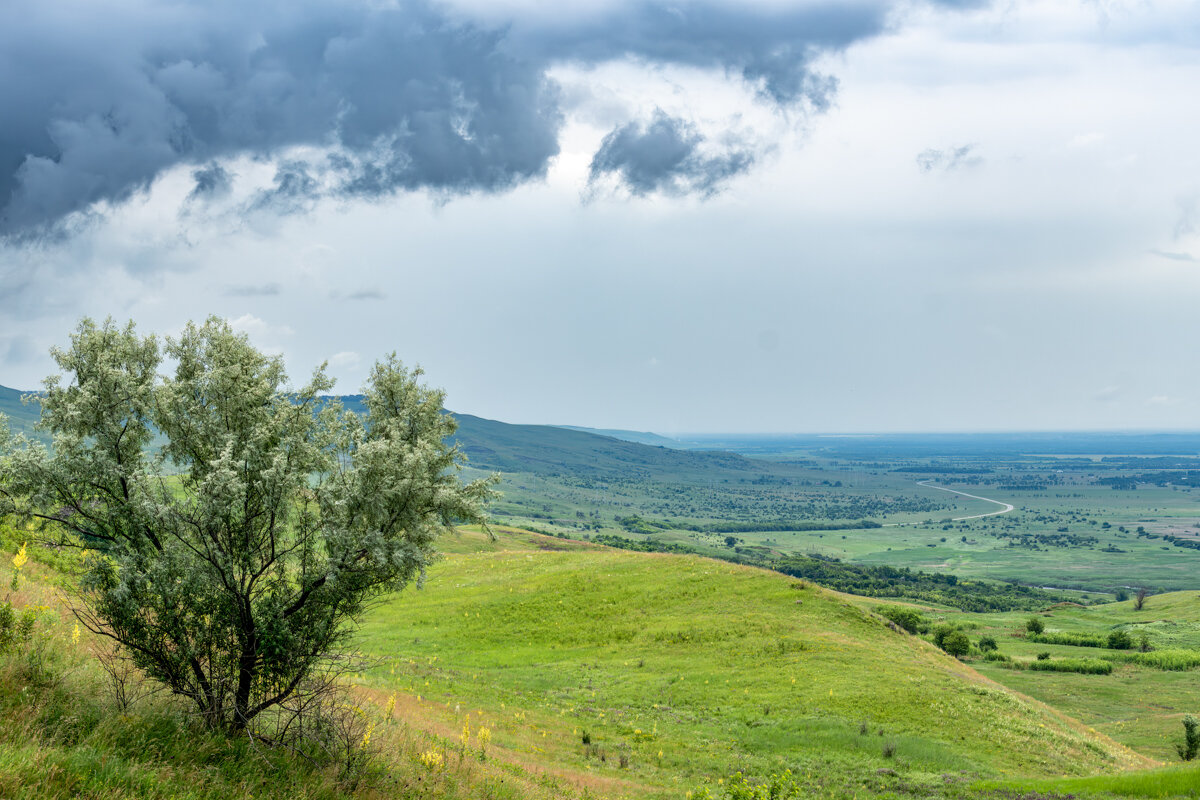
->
[[352, 527, 1150, 798]]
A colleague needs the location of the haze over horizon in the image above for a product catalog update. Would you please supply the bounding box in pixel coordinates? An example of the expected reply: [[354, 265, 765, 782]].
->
[[2, 0, 1199, 434]]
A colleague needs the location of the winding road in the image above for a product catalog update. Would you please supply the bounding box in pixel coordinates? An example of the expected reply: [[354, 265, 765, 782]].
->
[[917, 480, 1015, 521], [882, 480, 1015, 527]]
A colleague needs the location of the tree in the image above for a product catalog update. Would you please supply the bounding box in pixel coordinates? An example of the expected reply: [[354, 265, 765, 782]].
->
[[1026, 616, 1045, 635], [1135, 587, 1150, 611], [1178, 715, 1199, 761], [939, 629, 970, 658], [1, 317, 495, 733], [1106, 629, 1134, 650]]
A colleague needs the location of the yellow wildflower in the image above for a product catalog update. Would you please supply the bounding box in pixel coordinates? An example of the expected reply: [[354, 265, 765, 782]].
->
[[419, 749, 444, 770], [460, 716, 471, 749], [12, 543, 28, 571], [361, 722, 374, 748], [385, 693, 396, 717], [71, 622, 80, 645], [478, 726, 492, 751]]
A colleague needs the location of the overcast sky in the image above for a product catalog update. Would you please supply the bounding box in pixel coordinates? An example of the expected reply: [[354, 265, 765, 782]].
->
[[2, 0, 1199, 433]]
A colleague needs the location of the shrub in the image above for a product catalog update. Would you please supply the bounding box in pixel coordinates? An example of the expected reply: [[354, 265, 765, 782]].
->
[[878, 605, 926, 634], [1139, 633, 1153, 653], [1107, 630, 1135, 650], [940, 630, 971, 658], [1026, 616, 1046, 635], [1027, 658, 1113, 675], [1028, 631, 1105, 648], [0, 601, 36, 654], [1135, 588, 1150, 611], [931, 624, 954, 649], [1037, 651, 1051, 661], [1105, 649, 1200, 671], [978, 635, 998, 653], [1178, 715, 1199, 761]]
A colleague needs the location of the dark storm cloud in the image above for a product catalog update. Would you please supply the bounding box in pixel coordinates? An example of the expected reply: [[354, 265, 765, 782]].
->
[[188, 163, 233, 201], [0, 0, 982, 238], [588, 111, 755, 197], [916, 144, 983, 173]]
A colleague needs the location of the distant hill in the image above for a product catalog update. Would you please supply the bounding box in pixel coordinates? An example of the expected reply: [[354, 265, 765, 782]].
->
[[555, 425, 689, 448], [337, 393, 752, 477], [0, 385, 42, 441], [0, 385, 754, 478]]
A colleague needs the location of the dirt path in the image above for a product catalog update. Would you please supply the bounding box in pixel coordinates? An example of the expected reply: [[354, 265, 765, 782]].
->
[[917, 479, 1015, 521]]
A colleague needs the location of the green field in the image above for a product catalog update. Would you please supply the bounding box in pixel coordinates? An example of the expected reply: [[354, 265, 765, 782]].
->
[[352, 527, 1150, 798]]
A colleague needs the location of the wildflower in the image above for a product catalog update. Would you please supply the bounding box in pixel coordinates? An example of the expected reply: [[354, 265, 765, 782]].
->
[[10, 542, 27, 590], [71, 622, 80, 645], [419, 749, 444, 770], [478, 726, 492, 753], [362, 722, 375, 748], [385, 693, 396, 717], [460, 716, 471, 750]]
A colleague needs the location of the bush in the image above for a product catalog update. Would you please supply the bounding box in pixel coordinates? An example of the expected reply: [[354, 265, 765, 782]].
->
[[0, 601, 36, 654], [978, 635, 998, 653], [1107, 630, 1135, 650], [1179, 715, 1199, 761], [1026, 616, 1046, 635], [940, 630, 971, 658], [878, 605, 926, 634], [1037, 651, 1051, 661], [983, 650, 1011, 662], [1028, 631, 1105, 648], [1026, 658, 1113, 675], [1105, 649, 1200, 672]]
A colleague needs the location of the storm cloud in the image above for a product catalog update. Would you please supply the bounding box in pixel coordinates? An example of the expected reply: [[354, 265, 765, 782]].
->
[[588, 111, 755, 197], [0, 0, 978, 238]]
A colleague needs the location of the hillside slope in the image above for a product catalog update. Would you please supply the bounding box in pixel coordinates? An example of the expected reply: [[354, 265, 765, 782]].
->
[[355, 528, 1150, 798], [0, 385, 756, 477]]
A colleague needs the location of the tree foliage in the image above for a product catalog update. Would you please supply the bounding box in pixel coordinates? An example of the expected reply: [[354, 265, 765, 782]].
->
[[0, 317, 495, 732]]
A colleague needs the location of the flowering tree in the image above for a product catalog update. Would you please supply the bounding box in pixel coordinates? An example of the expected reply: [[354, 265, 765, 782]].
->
[[0, 317, 494, 732]]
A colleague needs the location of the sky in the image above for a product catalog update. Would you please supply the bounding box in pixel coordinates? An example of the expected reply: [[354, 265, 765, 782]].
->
[[2, 0, 1200, 434]]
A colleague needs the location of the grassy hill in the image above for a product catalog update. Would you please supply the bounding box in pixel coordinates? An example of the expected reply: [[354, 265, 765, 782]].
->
[[0, 385, 40, 441], [9, 519, 1200, 799], [352, 527, 1149, 798], [923, 590, 1200, 764], [556, 425, 690, 449]]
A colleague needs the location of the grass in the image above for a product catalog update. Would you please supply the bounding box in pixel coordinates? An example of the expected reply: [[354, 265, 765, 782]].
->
[[354, 527, 1147, 799], [978, 763, 1200, 798], [0, 525, 1190, 799], [943, 594, 1200, 762]]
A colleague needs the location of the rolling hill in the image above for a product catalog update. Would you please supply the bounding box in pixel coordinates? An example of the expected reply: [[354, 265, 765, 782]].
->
[[0, 385, 758, 479], [354, 526, 1151, 798]]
